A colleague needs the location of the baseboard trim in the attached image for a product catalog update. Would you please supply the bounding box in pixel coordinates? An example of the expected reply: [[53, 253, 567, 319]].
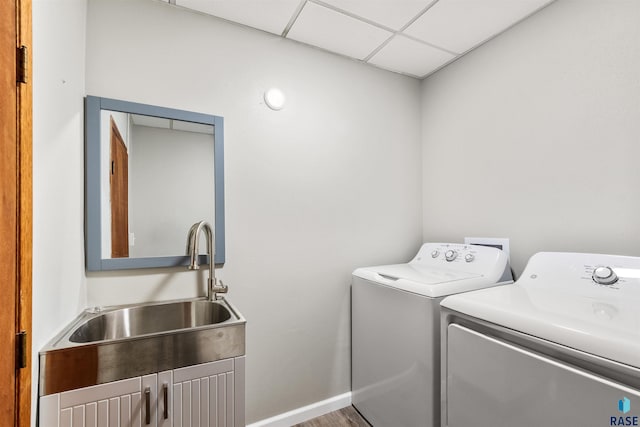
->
[[247, 392, 352, 427]]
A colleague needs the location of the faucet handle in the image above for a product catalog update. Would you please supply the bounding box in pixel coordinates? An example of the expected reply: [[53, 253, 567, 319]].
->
[[212, 279, 228, 301], [209, 278, 228, 299], [214, 279, 228, 293]]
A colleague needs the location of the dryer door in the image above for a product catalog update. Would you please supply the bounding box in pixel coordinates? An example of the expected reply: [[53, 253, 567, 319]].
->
[[445, 324, 640, 427]]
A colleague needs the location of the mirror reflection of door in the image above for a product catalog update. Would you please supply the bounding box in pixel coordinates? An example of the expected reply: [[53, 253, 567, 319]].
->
[[110, 116, 129, 258]]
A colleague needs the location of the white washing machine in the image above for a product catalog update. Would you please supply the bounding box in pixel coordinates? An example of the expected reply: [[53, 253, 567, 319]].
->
[[441, 252, 640, 427], [351, 243, 512, 427]]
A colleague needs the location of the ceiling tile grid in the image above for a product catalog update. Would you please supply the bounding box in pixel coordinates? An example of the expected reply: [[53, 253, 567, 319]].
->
[[316, 0, 434, 31], [172, 0, 556, 79], [286, 1, 393, 60], [175, 0, 302, 35], [404, 0, 555, 55], [369, 35, 456, 78]]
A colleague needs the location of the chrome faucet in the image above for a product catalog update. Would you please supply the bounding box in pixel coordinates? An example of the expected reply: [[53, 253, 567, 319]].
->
[[187, 221, 228, 301]]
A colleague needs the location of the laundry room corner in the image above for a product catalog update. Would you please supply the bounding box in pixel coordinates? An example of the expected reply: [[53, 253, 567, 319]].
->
[[419, 0, 640, 275]]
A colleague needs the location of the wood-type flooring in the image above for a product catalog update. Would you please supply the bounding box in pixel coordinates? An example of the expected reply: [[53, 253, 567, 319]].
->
[[293, 406, 371, 427]]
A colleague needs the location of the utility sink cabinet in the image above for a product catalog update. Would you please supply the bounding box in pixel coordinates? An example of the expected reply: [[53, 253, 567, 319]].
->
[[39, 356, 245, 427], [38, 298, 246, 427]]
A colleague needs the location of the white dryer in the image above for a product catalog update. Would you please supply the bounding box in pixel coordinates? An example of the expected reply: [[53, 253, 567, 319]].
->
[[441, 252, 640, 427], [351, 243, 512, 427]]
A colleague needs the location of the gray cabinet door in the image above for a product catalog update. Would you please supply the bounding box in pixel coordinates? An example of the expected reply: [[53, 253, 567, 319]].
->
[[172, 357, 245, 427], [445, 324, 640, 427], [39, 375, 149, 427]]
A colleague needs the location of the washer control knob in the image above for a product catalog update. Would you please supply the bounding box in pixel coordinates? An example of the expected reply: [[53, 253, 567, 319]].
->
[[465, 253, 475, 263], [592, 266, 618, 285], [445, 250, 457, 262], [431, 250, 440, 258]]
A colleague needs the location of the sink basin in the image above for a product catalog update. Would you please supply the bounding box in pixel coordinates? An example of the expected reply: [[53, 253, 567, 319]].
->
[[39, 297, 245, 396], [69, 300, 232, 343]]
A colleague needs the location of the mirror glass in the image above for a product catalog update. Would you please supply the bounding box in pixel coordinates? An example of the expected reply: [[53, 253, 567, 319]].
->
[[85, 96, 225, 271]]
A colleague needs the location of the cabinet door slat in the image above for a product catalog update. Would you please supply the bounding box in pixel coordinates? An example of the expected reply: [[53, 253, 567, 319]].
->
[[217, 374, 226, 427], [201, 376, 210, 426], [193, 378, 201, 427], [73, 405, 85, 427], [226, 373, 234, 427], [60, 408, 72, 427], [120, 395, 131, 427], [86, 402, 97, 427], [210, 375, 218, 427], [131, 392, 142, 427], [97, 400, 109, 427], [182, 381, 192, 427], [173, 383, 183, 427], [108, 397, 119, 427]]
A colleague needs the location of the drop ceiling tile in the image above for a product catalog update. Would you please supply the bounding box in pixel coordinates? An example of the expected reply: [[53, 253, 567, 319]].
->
[[368, 35, 455, 77], [287, 2, 393, 60], [319, 0, 434, 30], [404, 0, 554, 54], [175, 0, 302, 35]]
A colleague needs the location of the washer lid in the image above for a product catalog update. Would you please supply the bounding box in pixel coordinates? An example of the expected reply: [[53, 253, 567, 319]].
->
[[442, 252, 640, 368], [363, 263, 481, 283], [353, 264, 482, 297]]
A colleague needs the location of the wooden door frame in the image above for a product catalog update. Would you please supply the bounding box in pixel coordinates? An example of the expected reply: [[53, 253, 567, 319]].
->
[[0, 0, 19, 424], [1, 0, 32, 425], [17, 0, 33, 424]]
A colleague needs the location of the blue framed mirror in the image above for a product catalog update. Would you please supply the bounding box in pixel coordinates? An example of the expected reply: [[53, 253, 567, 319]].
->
[[85, 96, 225, 271]]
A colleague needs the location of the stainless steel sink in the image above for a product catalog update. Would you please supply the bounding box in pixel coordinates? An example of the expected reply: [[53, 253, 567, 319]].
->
[[69, 300, 233, 343], [39, 297, 245, 396]]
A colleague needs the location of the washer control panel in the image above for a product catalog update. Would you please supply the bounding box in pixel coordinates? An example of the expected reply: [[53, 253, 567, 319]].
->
[[410, 243, 509, 276]]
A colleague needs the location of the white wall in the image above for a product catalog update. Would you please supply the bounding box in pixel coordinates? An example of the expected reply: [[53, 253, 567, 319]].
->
[[84, 0, 422, 423], [32, 0, 88, 424], [421, 0, 640, 276]]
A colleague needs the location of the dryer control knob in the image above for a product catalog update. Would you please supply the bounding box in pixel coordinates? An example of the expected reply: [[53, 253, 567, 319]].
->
[[445, 250, 457, 262], [465, 253, 475, 263], [431, 250, 440, 258], [592, 266, 618, 285]]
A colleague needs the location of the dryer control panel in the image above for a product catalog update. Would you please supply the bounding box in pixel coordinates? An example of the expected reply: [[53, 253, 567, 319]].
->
[[519, 252, 640, 295]]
